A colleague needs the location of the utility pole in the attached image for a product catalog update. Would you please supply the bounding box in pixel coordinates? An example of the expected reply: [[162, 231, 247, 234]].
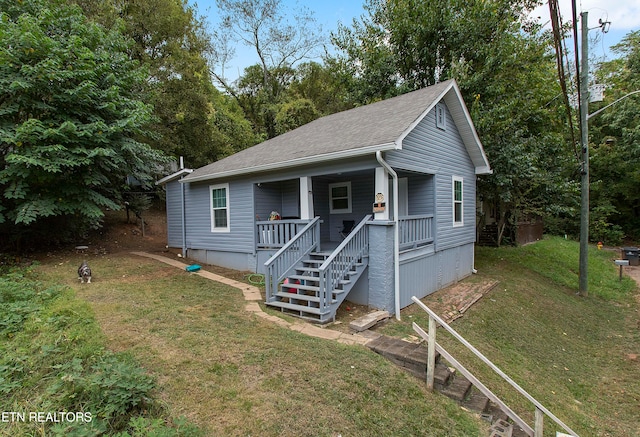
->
[[578, 11, 589, 296]]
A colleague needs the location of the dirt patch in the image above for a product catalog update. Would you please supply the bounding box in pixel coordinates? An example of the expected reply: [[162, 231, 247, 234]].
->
[[85, 206, 170, 256]]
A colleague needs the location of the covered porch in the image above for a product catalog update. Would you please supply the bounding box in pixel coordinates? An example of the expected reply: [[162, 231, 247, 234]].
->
[[254, 168, 435, 250], [253, 167, 436, 256]]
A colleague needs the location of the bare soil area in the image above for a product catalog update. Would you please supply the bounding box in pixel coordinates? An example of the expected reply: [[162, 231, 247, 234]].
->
[[33, 205, 250, 283]]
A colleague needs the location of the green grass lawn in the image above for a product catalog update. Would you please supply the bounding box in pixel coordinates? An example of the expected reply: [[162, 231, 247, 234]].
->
[[378, 236, 640, 437], [1, 253, 486, 436], [2, 236, 638, 436]]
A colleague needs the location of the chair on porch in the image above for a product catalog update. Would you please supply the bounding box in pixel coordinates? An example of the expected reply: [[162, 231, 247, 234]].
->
[[339, 220, 356, 239]]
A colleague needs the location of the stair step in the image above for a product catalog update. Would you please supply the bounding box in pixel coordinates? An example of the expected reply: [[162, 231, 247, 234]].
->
[[275, 291, 326, 303], [266, 300, 330, 315], [434, 363, 452, 386], [303, 259, 326, 265], [310, 252, 332, 257], [276, 291, 319, 301], [280, 283, 346, 295], [288, 274, 319, 282], [461, 387, 490, 413], [441, 376, 472, 402], [290, 272, 355, 286], [297, 266, 320, 274], [281, 283, 320, 292]]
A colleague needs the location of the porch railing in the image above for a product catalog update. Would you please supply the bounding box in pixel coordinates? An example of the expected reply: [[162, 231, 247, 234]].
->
[[264, 217, 321, 302], [318, 215, 372, 313], [398, 214, 434, 250], [257, 219, 311, 249], [411, 296, 580, 437]]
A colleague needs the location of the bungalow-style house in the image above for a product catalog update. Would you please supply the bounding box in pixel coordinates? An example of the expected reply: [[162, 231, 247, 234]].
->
[[158, 79, 491, 323]]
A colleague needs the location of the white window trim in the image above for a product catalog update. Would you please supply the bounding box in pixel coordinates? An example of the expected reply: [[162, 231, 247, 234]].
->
[[436, 103, 446, 130], [329, 181, 352, 214], [210, 183, 230, 232], [452, 176, 463, 227]]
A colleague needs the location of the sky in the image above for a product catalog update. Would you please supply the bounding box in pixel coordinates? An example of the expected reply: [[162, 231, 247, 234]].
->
[[530, 0, 640, 59], [192, 0, 640, 81]]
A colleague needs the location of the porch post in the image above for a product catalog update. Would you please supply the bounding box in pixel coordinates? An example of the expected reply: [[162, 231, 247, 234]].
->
[[374, 167, 389, 220], [300, 176, 314, 220]]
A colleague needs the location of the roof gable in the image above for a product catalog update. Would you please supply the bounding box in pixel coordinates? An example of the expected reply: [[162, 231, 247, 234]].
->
[[184, 79, 490, 183]]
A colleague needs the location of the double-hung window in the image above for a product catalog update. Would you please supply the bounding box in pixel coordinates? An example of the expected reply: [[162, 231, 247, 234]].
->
[[329, 182, 352, 214], [452, 176, 463, 226], [210, 184, 230, 232]]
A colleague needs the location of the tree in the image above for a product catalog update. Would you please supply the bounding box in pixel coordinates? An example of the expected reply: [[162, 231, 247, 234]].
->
[[589, 30, 640, 241], [0, 0, 167, 246], [288, 62, 356, 116], [331, 0, 540, 102], [210, 0, 325, 138], [73, 0, 258, 167], [330, 0, 569, 245], [274, 98, 319, 135]]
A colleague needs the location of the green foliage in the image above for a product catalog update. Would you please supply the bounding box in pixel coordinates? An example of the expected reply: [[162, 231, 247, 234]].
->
[[274, 98, 319, 135], [289, 61, 355, 115], [0, 0, 169, 246], [589, 204, 624, 245], [589, 30, 640, 240], [47, 353, 156, 426], [125, 192, 153, 219], [0, 266, 63, 337], [0, 265, 201, 435], [113, 416, 203, 437], [331, 0, 570, 245]]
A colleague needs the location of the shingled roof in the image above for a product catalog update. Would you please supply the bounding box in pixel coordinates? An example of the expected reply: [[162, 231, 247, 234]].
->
[[184, 79, 490, 183]]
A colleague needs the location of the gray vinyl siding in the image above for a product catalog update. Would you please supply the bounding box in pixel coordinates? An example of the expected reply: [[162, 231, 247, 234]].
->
[[184, 179, 255, 254], [281, 179, 299, 218], [399, 243, 474, 308], [398, 172, 435, 216], [312, 180, 330, 241], [386, 101, 476, 251], [255, 182, 284, 221], [165, 180, 184, 248], [254, 179, 300, 220], [313, 172, 375, 242]]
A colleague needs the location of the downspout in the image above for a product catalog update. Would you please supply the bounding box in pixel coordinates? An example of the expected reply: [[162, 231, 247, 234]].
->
[[376, 151, 401, 321], [180, 157, 187, 258]]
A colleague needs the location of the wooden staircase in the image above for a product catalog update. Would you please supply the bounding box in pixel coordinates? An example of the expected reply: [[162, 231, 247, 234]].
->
[[367, 335, 529, 437], [478, 223, 499, 247], [264, 215, 372, 323], [266, 250, 368, 323]]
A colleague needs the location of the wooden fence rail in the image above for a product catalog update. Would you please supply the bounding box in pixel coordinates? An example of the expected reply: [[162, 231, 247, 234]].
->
[[411, 296, 580, 437]]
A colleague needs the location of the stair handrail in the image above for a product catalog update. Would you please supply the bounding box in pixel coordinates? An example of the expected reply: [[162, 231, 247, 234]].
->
[[264, 217, 320, 301], [411, 296, 580, 437], [318, 215, 372, 313]]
